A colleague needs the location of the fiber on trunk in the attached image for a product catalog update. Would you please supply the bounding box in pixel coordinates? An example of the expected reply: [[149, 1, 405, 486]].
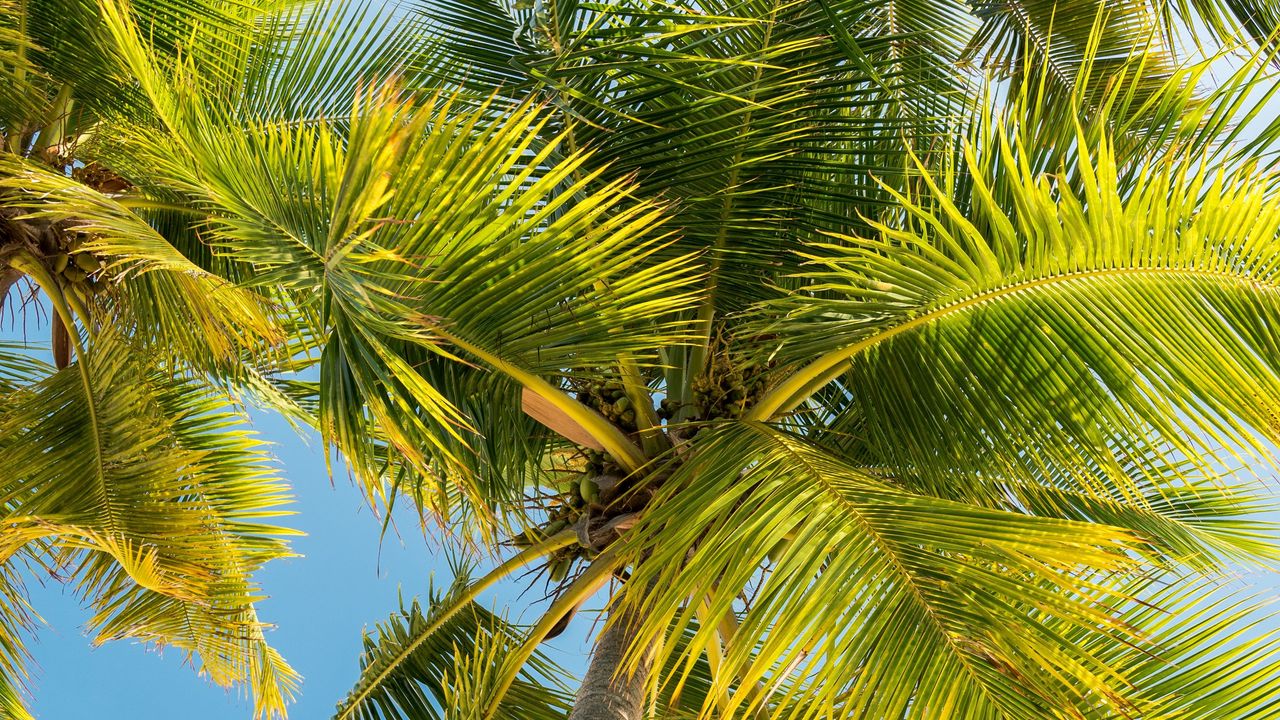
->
[[569, 603, 653, 720]]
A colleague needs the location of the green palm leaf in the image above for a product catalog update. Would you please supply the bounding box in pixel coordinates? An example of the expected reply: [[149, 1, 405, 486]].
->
[[0, 330, 298, 718], [0, 156, 283, 367], [0, 673, 32, 720], [86, 13, 702, 514], [616, 422, 1169, 719], [7, 0, 1280, 716], [747, 111, 1280, 505], [338, 582, 574, 720]]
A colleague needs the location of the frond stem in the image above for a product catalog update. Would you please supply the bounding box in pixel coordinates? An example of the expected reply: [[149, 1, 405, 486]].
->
[[746, 265, 1280, 420], [485, 548, 618, 719], [10, 253, 112, 531], [695, 595, 735, 715], [7, 0, 27, 154], [432, 327, 649, 472]]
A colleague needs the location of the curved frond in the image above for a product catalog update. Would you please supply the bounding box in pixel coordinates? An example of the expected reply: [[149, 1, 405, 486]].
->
[[1080, 578, 1280, 719], [617, 423, 1163, 719], [748, 111, 1280, 512], [0, 330, 298, 718]]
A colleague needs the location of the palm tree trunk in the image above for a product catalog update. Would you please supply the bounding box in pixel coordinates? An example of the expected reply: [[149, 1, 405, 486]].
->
[[0, 267, 22, 313], [570, 601, 654, 720]]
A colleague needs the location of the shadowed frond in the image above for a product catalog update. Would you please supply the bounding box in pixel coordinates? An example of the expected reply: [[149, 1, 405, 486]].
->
[[963, 0, 1179, 106], [0, 0, 304, 149]]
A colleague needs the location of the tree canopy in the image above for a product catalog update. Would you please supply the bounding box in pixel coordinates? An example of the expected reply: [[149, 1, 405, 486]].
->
[[4, 0, 1280, 718]]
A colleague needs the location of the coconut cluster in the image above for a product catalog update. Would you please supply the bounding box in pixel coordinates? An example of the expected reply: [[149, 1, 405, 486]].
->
[[575, 379, 640, 433], [657, 354, 776, 441], [522, 355, 778, 582], [512, 450, 613, 582], [71, 163, 132, 195], [513, 510, 578, 580], [691, 353, 774, 420], [43, 233, 108, 295]]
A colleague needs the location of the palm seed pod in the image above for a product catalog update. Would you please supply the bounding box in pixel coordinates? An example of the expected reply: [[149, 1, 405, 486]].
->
[[547, 555, 571, 582], [74, 253, 98, 273], [579, 476, 600, 504]]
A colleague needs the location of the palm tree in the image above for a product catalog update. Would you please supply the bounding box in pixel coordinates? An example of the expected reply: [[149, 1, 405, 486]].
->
[[0, 0, 326, 716], [327, 0, 1280, 717], [7, 0, 1280, 719]]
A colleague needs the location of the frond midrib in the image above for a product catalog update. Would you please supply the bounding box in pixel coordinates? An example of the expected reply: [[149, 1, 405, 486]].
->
[[749, 263, 1280, 420], [334, 531, 578, 719], [687, 0, 786, 409], [744, 424, 1029, 718]]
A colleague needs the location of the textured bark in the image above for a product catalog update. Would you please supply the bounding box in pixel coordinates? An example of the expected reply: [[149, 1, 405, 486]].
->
[[0, 267, 22, 314], [570, 602, 654, 720], [51, 308, 71, 368]]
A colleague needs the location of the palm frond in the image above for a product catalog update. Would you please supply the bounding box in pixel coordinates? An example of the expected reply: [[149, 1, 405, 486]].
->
[[615, 422, 1163, 719], [234, 0, 435, 125], [84, 11, 701, 513], [747, 102, 1280, 510], [336, 536, 578, 720], [963, 0, 1180, 107], [0, 560, 37, 720], [0, 0, 300, 149], [0, 672, 32, 720], [339, 589, 573, 720], [0, 330, 298, 718], [404, 0, 981, 416], [0, 155, 283, 367], [742, 575, 1280, 719], [1078, 577, 1280, 719]]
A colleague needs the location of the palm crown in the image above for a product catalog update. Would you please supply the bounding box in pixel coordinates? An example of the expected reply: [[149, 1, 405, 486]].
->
[[4, 0, 1280, 718]]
